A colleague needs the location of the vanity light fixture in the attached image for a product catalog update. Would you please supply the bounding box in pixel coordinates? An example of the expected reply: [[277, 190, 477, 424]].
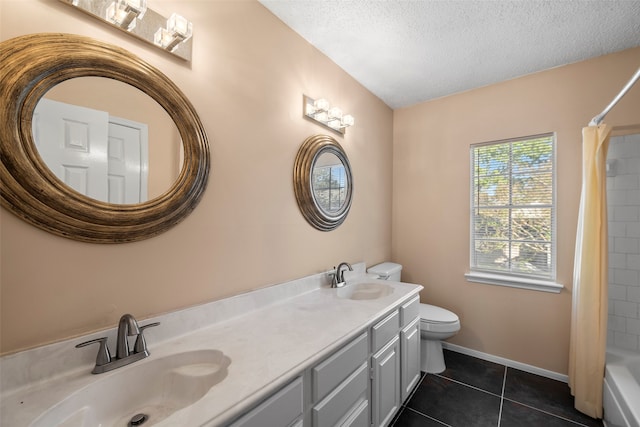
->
[[59, 0, 193, 61], [154, 13, 193, 52], [106, 0, 147, 31], [303, 95, 355, 135]]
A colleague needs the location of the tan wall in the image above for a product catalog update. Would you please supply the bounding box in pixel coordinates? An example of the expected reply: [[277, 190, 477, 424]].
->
[[392, 47, 640, 374], [0, 0, 393, 354]]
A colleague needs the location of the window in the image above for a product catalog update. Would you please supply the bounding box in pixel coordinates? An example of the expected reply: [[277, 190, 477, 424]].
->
[[466, 134, 562, 293]]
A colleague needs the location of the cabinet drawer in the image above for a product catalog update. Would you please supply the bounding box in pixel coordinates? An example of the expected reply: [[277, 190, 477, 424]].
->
[[342, 399, 369, 427], [313, 332, 368, 402], [312, 362, 369, 427], [230, 377, 303, 427], [400, 296, 420, 327], [371, 309, 400, 353]]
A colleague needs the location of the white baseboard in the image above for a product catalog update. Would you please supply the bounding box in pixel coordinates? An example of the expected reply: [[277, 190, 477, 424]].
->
[[442, 342, 569, 383]]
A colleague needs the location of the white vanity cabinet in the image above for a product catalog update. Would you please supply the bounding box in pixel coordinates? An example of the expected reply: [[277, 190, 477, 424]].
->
[[225, 295, 421, 427]]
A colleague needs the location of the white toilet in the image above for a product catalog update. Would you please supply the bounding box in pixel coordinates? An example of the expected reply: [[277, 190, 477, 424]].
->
[[367, 262, 461, 374], [419, 303, 460, 373]]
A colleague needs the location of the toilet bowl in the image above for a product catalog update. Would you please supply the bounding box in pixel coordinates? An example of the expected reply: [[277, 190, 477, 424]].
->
[[419, 303, 460, 374]]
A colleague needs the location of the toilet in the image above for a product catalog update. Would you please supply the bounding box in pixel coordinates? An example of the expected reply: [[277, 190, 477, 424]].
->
[[367, 262, 461, 374], [418, 303, 460, 373]]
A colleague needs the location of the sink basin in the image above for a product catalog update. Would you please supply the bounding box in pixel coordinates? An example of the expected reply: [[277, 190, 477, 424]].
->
[[32, 349, 231, 427], [336, 283, 393, 300]]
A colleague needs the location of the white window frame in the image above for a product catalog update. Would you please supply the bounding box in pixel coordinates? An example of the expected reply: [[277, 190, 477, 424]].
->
[[465, 133, 563, 293]]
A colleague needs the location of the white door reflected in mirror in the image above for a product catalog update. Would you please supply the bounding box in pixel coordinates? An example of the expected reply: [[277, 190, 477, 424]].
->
[[32, 76, 183, 205], [33, 98, 148, 204]]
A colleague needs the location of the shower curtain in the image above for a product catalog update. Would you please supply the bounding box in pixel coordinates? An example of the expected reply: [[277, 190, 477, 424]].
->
[[569, 124, 611, 418]]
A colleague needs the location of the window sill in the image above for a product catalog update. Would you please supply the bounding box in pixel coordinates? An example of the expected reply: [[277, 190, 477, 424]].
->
[[464, 271, 564, 294]]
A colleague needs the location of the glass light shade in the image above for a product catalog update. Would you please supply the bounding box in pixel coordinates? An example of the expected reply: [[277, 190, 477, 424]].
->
[[328, 119, 342, 130], [305, 103, 316, 116], [154, 28, 173, 48], [328, 107, 343, 120], [127, 0, 147, 18], [167, 13, 193, 40], [341, 114, 355, 127], [106, 0, 147, 31], [314, 98, 330, 112]]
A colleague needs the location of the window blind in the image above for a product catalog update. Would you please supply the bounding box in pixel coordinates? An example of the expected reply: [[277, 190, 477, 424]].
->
[[470, 134, 556, 279]]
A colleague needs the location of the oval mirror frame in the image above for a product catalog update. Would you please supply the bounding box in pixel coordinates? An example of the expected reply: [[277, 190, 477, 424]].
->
[[0, 33, 210, 243], [294, 134, 353, 231]]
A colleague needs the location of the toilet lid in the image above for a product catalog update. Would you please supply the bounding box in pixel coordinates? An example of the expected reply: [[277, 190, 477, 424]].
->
[[420, 304, 458, 323]]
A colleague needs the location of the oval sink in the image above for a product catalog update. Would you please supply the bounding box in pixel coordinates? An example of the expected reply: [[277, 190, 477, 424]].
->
[[32, 349, 231, 427], [336, 283, 393, 300]]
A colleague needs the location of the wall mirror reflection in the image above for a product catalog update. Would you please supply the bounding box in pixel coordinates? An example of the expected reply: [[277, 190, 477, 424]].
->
[[294, 134, 353, 231], [33, 78, 183, 204], [312, 152, 348, 214]]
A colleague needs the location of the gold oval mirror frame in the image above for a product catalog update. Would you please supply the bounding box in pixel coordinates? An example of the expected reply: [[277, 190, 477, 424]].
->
[[0, 33, 210, 243], [294, 135, 353, 231]]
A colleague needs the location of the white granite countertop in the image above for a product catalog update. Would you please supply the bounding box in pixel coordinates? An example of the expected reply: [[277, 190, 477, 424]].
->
[[0, 273, 422, 426]]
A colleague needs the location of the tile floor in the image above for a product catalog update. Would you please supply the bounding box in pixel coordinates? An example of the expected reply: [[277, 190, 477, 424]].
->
[[391, 350, 604, 427]]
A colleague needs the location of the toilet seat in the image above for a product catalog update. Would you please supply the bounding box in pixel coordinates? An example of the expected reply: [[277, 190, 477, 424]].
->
[[419, 304, 460, 333]]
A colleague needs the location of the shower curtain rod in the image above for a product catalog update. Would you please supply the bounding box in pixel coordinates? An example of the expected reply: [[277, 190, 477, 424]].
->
[[589, 66, 640, 126]]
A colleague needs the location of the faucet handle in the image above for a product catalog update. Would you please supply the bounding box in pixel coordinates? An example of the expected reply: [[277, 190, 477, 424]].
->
[[330, 266, 338, 287], [134, 322, 160, 354], [76, 337, 111, 367]]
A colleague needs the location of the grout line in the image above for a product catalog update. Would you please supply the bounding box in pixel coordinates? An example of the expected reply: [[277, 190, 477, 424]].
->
[[390, 372, 427, 427], [403, 407, 452, 426], [501, 397, 597, 427], [404, 372, 426, 403], [414, 353, 601, 427], [434, 372, 503, 399], [497, 365, 508, 426]]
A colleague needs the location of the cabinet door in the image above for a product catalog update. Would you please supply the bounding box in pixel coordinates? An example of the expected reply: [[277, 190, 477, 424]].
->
[[401, 318, 421, 402], [371, 336, 400, 427]]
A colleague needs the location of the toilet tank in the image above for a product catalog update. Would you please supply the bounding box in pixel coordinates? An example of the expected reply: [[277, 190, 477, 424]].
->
[[367, 262, 402, 281]]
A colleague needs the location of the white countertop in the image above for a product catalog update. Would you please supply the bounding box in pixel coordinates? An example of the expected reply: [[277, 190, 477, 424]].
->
[[0, 274, 422, 426]]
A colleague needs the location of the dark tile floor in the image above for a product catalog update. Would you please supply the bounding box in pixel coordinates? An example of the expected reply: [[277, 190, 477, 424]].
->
[[391, 350, 604, 427]]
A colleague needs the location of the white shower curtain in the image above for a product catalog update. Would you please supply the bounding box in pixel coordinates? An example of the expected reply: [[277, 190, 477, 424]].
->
[[569, 124, 611, 418]]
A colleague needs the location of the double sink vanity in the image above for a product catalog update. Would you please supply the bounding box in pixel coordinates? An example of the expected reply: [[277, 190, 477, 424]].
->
[[1, 264, 422, 427], [0, 33, 423, 427]]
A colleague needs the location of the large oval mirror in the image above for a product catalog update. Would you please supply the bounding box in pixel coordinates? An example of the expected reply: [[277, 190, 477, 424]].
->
[[294, 135, 353, 231], [0, 33, 210, 243]]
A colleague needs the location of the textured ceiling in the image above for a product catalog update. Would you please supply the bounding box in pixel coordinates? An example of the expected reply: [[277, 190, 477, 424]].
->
[[259, 0, 640, 109]]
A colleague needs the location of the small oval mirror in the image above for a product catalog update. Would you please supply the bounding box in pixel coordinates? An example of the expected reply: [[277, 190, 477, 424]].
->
[[294, 135, 353, 231]]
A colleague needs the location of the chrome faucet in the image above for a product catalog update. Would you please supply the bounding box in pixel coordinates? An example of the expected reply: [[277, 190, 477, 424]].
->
[[332, 262, 353, 288], [116, 313, 140, 359], [76, 314, 159, 374]]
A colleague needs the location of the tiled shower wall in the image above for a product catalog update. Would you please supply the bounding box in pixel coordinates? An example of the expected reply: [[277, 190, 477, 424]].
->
[[607, 133, 640, 352]]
